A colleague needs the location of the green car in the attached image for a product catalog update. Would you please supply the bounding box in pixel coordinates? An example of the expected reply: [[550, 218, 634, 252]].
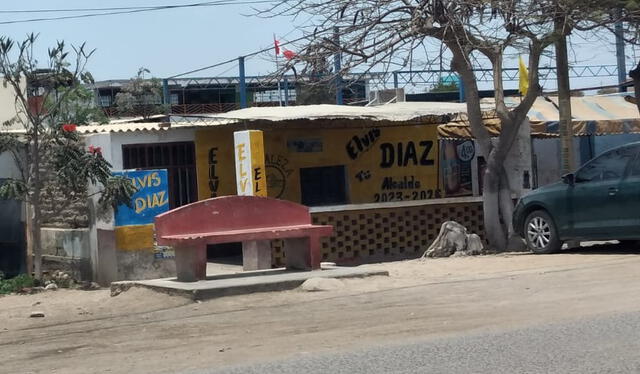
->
[[513, 142, 640, 253]]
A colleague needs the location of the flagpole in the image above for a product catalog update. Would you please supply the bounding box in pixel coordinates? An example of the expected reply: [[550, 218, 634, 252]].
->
[[274, 34, 283, 107]]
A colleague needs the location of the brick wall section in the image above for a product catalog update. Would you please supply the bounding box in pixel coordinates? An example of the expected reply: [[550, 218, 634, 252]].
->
[[271, 199, 485, 267], [39, 161, 89, 229]]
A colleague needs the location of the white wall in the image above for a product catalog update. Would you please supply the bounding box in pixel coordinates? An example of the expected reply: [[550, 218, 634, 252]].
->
[[475, 120, 533, 197], [82, 128, 197, 229], [0, 79, 25, 132], [0, 151, 21, 179], [109, 129, 196, 170], [532, 138, 561, 188]]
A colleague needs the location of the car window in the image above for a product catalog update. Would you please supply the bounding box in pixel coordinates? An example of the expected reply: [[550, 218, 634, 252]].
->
[[629, 150, 640, 177], [575, 146, 637, 183]]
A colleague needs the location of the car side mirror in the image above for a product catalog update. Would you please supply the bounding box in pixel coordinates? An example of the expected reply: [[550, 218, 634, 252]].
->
[[562, 173, 575, 186]]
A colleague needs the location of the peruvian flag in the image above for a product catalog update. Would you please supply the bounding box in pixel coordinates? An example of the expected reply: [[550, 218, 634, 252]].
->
[[274, 38, 280, 56], [283, 49, 297, 60]]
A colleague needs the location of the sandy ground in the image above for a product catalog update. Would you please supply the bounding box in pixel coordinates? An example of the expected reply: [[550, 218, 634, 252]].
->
[[2, 244, 640, 373]]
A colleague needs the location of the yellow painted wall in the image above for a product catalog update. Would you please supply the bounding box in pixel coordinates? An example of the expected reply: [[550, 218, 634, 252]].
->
[[195, 124, 440, 204], [115, 224, 155, 250]]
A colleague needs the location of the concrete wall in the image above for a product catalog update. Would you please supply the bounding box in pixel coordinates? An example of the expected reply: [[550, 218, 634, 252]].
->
[[109, 129, 196, 170], [475, 120, 533, 196], [594, 134, 640, 156], [533, 134, 640, 189], [41, 228, 92, 280], [41, 228, 90, 258], [270, 197, 486, 267], [0, 151, 21, 179], [0, 79, 25, 132], [195, 125, 440, 204], [83, 131, 191, 282]]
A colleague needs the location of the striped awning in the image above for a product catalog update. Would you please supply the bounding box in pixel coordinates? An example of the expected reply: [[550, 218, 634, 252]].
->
[[439, 94, 640, 139]]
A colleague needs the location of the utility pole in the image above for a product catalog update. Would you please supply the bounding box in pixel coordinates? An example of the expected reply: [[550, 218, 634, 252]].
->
[[238, 56, 247, 109], [162, 79, 170, 115], [615, 16, 627, 92], [334, 26, 343, 105], [555, 16, 575, 174]]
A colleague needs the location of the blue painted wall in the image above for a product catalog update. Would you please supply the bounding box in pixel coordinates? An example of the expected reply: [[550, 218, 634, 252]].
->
[[113, 169, 170, 227]]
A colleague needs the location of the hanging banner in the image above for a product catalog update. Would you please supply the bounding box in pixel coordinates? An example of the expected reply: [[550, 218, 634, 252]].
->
[[442, 140, 475, 197], [234, 130, 268, 197]]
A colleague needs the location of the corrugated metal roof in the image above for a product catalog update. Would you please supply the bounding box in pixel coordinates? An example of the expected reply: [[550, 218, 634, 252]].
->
[[76, 102, 472, 134], [76, 119, 235, 134], [197, 102, 471, 122], [499, 94, 640, 122], [76, 95, 640, 135]]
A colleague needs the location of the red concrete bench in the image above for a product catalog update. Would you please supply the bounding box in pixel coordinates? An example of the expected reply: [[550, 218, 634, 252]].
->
[[155, 195, 333, 282]]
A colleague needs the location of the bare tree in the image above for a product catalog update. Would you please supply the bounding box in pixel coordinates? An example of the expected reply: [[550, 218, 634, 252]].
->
[[259, 0, 634, 251], [258, 1, 558, 250]]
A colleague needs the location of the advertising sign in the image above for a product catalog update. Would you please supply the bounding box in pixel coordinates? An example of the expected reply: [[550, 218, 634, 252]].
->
[[113, 169, 170, 227], [234, 130, 268, 197]]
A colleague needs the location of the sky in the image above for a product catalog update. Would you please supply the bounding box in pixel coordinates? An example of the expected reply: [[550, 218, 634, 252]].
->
[[0, 1, 635, 93]]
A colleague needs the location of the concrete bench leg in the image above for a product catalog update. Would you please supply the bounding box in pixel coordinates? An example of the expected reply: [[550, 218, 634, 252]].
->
[[283, 236, 321, 271], [242, 240, 271, 271], [174, 244, 207, 282]]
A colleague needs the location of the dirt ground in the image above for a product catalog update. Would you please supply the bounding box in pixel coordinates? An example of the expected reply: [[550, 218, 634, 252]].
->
[[2, 245, 640, 374]]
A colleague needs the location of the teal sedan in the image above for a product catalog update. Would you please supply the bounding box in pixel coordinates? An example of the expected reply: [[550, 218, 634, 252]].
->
[[514, 142, 640, 253]]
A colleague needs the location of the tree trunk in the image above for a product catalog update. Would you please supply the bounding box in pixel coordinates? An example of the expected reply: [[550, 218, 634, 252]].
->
[[448, 47, 512, 252], [32, 200, 42, 280], [629, 61, 640, 115], [31, 123, 43, 280], [482, 149, 514, 252], [555, 17, 575, 174], [482, 161, 507, 251]]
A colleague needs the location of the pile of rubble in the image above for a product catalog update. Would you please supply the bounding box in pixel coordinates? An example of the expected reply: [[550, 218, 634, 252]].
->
[[422, 221, 484, 258]]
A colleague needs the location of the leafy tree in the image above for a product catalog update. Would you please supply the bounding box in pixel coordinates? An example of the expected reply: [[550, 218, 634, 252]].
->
[[0, 35, 135, 279], [115, 67, 166, 119], [260, 0, 629, 251], [430, 80, 459, 93]]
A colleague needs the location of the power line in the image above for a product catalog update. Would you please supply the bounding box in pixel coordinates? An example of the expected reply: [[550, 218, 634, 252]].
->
[[0, 6, 158, 13], [0, 1, 272, 25], [168, 27, 334, 78], [169, 58, 239, 79]]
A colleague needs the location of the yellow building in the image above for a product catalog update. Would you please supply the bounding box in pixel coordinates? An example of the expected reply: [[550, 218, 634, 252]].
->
[[81, 102, 490, 279], [192, 103, 472, 207]]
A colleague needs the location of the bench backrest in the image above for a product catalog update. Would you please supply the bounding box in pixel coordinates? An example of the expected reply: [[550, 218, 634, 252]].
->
[[155, 195, 312, 238]]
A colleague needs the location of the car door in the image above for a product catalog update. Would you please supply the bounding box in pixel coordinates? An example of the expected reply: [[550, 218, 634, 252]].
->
[[611, 146, 640, 239], [568, 146, 637, 240]]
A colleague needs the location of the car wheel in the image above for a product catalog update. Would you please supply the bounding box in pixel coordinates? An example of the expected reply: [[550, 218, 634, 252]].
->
[[524, 210, 561, 254]]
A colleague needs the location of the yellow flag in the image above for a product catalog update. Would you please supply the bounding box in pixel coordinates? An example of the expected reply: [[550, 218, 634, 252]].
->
[[519, 56, 529, 96]]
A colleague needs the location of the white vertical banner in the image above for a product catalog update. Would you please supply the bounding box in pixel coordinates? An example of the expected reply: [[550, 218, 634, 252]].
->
[[234, 130, 267, 197]]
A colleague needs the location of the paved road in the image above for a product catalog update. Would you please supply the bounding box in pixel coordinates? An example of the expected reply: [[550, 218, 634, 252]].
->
[[202, 311, 640, 374], [5, 248, 640, 374]]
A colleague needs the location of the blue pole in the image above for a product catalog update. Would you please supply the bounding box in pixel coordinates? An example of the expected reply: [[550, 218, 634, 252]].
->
[[334, 27, 343, 105], [238, 56, 247, 109], [615, 19, 627, 92], [393, 72, 399, 90], [162, 79, 170, 105], [458, 77, 465, 103], [283, 77, 289, 106]]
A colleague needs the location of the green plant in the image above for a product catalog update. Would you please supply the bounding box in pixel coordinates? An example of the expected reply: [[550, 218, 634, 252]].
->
[[0, 34, 136, 280], [0, 274, 34, 294], [115, 67, 167, 119], [430, 80, 459, 93]]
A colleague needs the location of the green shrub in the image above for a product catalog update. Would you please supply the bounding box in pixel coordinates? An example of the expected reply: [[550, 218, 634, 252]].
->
[[0, 274, 35, 295]]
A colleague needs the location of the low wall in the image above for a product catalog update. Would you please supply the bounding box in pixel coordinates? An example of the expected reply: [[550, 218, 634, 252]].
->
[[271, 196, 485, 267], [116, 248, 176, 281], [41, 227, 92, 280], [93, 197, 484, 280]]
